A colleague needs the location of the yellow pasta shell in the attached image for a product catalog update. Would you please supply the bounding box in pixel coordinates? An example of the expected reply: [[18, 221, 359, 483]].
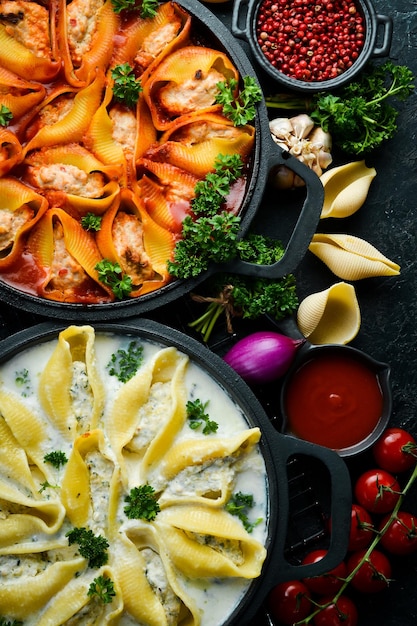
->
[[309, 233, 401, 280], [297, 282, 361, 344], [320, 161, 377, 218]]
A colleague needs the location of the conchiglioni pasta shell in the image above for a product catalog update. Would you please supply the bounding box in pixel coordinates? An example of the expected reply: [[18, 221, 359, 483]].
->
[[149, 112, 255, 177], [27, 208, 114, 302], [136, 158, 199, 232], [0, 129, 24, 177], [23, 70, 106, 154], [111, 1, 191, 76], [0, 66, 46, 121], [297, 282, 361, 344], [143, 46, 238, 130], [96, 189, 175, 296], [0, 19, 60, 83], [320, 161, 376, 218], [309, 234, 400, 280], [58, 0, 119, 86], [0, 178, 48, 268]]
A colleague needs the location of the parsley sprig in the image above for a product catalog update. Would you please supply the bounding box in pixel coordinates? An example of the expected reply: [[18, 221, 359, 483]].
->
[[167, 154, 244, 279], [66, 527, 109, 568], [107, 340, 144, 383], [124, 485, 160, 521], [111, 0, 158, 17], [81, 213, 102, 231], [44, 450, 68, 468], [226, 492, 262, 533], [186, 399, 218, 435], [0, 104, 13, 127], [266, 60, 415, 154], [88, 575, 116, 604], [216, 76, 263, 126], [95, 259, 133, 299], [111, 63, 143, 107]]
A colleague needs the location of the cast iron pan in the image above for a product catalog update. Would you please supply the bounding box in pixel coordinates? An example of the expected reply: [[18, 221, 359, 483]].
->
[[0, 0, 324, 321], [0, 318, 352, 625]]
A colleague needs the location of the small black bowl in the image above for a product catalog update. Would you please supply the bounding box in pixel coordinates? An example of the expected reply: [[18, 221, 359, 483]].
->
[[280, 343, 392, 457], [232, 0, 393, 92]]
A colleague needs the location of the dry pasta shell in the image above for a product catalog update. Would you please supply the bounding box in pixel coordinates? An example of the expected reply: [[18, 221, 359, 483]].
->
[[297, 282, 361, 345], [309, 233, 400, 280], [320, 160, 377, 219]]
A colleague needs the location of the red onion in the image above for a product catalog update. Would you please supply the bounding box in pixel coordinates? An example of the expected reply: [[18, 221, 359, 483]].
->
[[223, 331, 305, 385]]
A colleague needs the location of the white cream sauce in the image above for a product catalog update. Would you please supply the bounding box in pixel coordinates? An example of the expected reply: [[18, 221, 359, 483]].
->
[[0, 330, 269, 626]]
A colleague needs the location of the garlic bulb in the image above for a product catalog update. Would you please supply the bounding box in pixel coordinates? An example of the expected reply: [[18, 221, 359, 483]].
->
[[269, 114, 332, 189]]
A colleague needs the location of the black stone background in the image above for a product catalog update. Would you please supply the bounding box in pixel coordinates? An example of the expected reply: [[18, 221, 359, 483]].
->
[[0, 0, 416, 624]]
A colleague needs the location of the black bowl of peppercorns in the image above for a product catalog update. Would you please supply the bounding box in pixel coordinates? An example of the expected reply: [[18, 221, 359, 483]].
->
[[231, 0, 392, 92]]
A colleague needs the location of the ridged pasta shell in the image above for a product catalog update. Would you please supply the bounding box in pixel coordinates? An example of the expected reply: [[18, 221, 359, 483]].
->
[[58, 0, 119, 86], [0, 129, 24, 177], [147, 112, 255, 177], [0, 7, 61, 83], [96, 188, 175, 296], [27, 208, 114, 303], [110, 1, 191, 77], [297, 282, 361, 344], [23, 70, 106, 155], [0, 178, 48, 268], [143, 46, 239, 130], [0, 66, 46, 121], [320, 161, 377, 218], [309, 234, 401, 280], [136, 158, 200, 232]]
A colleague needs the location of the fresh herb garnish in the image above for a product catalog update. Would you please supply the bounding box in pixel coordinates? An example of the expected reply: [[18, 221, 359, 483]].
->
[[88, 575, 116, 604], [111, 63, 142, 107], [15, 368, 32, 396], [44, 450, 68, 468], [66, 527, 109, 568], [266, 60, 415, 154], [107, 340, 144, 382], [189, 234, 298, 342], [39, 480, 59, 493], [216, 75, 263, 126], [192, 154, 244, 217], [81, 213, 102, 231], [226, 492, 262, 533], [95, 259, 133, 299], [0, 104, 13, 127], [124, 485, 160, 521], [0, 619, 23, 626], [111, 0, 158, 17], [186, 398, 218, 435]]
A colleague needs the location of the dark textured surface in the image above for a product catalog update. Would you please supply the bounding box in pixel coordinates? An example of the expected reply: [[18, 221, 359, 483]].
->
[[0, 0, 416, 624]]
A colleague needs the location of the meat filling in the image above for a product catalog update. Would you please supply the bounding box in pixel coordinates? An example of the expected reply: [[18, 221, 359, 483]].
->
[[112, 211, 155, 284], [0, 0, 51, 59], [0, 205, 34, 253], [158, 68, 226, 117]]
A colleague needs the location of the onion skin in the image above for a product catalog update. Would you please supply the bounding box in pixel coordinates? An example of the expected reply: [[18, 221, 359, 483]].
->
[[223, 331, 305, 385]]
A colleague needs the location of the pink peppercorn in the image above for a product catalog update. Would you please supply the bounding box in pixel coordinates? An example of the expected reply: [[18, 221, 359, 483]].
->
[[255, 0, 365, 82]]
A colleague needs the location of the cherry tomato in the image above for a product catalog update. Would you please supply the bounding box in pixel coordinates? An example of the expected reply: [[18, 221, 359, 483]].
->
[[372, 427, 417, 473], [354, 469, 401, 514], [379, 511, 417, 555], [301, 549, 347, 595], [348, 503, 374, 551], [313, 595, 358, 626], [267, 580, 312, 625], [347, 549, 392, 593]]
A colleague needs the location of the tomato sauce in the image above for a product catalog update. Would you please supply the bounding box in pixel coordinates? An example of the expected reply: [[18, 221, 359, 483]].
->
[[284, 352, 384, 450]]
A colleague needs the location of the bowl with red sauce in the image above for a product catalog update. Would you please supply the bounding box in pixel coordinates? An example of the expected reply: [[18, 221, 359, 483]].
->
[[280, 343, 392, 456], [232, 0, 393, 92]]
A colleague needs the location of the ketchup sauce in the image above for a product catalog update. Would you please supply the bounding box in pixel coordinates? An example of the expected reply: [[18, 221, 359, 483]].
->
[[284, 351, 384, 450]]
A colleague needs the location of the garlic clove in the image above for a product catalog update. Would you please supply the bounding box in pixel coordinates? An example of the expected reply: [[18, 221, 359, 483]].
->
[[320, 161, 376, 219], [269, 117, 294, 138], [297, 281, 361, 345], [309, 233, 400, 280], [309, 126, 332, 152], [289, 113, 315, 139], [269, 165, 295, 189]]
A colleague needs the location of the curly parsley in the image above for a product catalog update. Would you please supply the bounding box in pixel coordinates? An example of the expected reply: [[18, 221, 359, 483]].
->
[[226, 492, 262, 533], [111, 63, 142, 107], [186, 398, 218, 435], [81, 213, 102, 231], [44, 450, 68, 468], [107, 340, 144, 382], [111, 0, 158, 17], [95, 259, 133, 299], [0, 104, 13, 127], [66, 527, 109, 568], [216, 75, 262, 126], [88, 575, 116, 604], [124, 485, 160, 521]]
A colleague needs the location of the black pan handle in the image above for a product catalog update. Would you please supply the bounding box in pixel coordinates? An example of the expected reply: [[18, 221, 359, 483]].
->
[[214, 137, 324, 279], [261, 421, 352, 586]]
